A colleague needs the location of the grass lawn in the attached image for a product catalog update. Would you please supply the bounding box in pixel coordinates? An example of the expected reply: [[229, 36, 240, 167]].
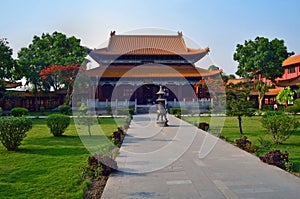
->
[[182, 115, 300, 173], [0, 117, 126, 199]]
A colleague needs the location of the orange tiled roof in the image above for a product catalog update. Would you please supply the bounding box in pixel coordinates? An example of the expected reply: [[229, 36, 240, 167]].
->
[[86, 64, 220, 78], [276, 76, 300, 87], [250, 88, 283, 96], [92, 33, 209, 56], [17, 89, 67, 97], [1, 80, 22, 88], [226, 78, 249, 85], [282, 54, 300, 67]]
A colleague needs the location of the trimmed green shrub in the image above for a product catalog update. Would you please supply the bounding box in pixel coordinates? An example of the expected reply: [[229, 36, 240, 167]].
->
[[285, 99, 300, 114], [58, 104, 71, 115], [262, 104, 284, 111], [0, 117, 32, 150], [235, 136, 256, 153], [169, 108, 188, 115], [262, 111, 299, 144], [260, 150, 291, 170], [111, 127, 125, 147], [46, 114, 70, 136], [169, 108, 180, 115], [294, 98, 300, 107], [285, 106, 300, 115], [11, 107, 29, 117], [198, 122, 209, 131], [39, 106, 45, 112], [129, 108, 135, 115], [81, 155, 103, 178], [115, 108, 134, 116], [81, 153, 117, 179]]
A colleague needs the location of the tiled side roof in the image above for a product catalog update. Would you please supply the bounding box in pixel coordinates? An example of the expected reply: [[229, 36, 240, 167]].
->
[[250, 88, 283, 96], [86, 64, 221, 78], [226, 78, 248, 85], [282, 54, 300, 67], [276, 76, 300, 87], [93, 33, 209, 55], [1, 80, 22, 88]]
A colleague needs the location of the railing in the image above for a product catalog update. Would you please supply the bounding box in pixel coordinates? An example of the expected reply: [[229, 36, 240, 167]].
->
[[85, 98, 212, 114]]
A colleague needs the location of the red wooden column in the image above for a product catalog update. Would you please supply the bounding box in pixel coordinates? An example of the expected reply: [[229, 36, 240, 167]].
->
[[97, 85, 103, 101]]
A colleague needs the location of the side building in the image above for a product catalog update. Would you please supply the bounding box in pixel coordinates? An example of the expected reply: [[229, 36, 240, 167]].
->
[[230, 54, 300, 107], [276, 54, 300, 90]]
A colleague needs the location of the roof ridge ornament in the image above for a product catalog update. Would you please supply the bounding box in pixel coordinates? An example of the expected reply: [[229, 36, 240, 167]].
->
[[110, 31, 116, 37], [177, 31, 183, 37]]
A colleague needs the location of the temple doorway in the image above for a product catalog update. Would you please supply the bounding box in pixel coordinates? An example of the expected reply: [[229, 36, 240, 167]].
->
[[131, 84, 179, 105], [133, 84, 159, 105]]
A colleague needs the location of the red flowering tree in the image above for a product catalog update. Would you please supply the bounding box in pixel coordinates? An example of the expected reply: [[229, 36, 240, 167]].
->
[[40, 64, 81, 104], [17, 32, 87, 111]]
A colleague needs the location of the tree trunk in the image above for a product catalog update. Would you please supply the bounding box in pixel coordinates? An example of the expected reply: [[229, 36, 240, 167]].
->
[[238, 115, 243, 135], [258, 94, 264, 111], [34, 82, 39, 112], [256, 79, 267, 111], [88, 124, 91, 136], [65, 84, 73, 105]]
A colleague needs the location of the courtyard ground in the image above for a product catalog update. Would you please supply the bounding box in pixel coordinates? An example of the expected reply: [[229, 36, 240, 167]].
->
[[102, 114, 300, 199]]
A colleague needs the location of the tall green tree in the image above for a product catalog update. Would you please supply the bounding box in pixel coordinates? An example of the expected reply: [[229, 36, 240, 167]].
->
[[17, 32, 87, 110], [0, 38, 21, 83], [228, 74, 236, 79], [208, 65, 220, 71], [233, 36, 293, 110], [221, 73, 236, 83], [226, 83, 255, 135]]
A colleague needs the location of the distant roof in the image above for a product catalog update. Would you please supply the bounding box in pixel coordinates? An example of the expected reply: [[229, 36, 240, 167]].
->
[[86, 64, 220, 78], [282, 54, 300, 67], [250, 88, 283, 96], [276, 76, 300, 87], [6, 89, 67, 97], [1, 80, 22, 89], [226, 78, 248, 85]]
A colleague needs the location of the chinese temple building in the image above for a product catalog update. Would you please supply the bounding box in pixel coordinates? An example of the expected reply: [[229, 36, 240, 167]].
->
[[85, 31, 221, 112]]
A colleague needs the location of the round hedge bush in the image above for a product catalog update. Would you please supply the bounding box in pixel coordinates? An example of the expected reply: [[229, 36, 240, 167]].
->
[[11, 107, 29, 117], [0, 117, 32, 150], [58, 104, 71, 115], [46, 114, 70, 136]]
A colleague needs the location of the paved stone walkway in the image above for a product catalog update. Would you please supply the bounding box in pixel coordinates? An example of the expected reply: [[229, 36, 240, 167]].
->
[[102, 114, 300, 199]]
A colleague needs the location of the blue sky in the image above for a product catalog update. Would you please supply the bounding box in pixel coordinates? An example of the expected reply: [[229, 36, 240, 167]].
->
[[1, 0, 300, 74]]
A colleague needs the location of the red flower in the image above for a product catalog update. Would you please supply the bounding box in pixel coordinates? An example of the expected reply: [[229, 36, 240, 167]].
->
[[279, 121, 283, 125]]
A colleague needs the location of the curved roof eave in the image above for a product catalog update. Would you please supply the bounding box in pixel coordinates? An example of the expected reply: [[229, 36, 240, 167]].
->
[[282, 54, 300, 67]]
